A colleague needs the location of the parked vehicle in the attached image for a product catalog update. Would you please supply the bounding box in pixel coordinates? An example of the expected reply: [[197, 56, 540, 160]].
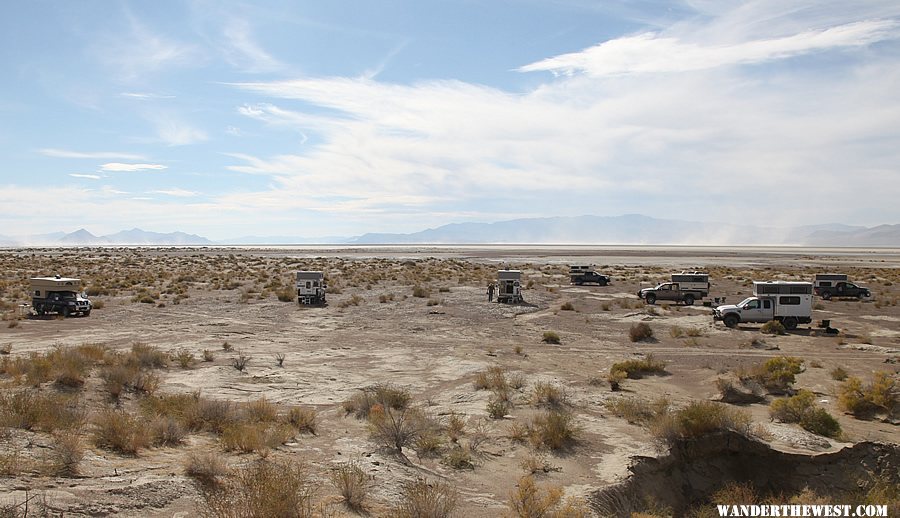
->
[[638, 271, 709, 305], [569, 265, 610, 286], [813, 274, 870, 300], [713, 281, 813, 330], [30, 276, 92, 317], [497, 270, 523, 304], [296, 271, 326, 305]]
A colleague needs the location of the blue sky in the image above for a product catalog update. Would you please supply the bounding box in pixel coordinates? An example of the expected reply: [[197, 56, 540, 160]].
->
[[1, 0, 899, 239]]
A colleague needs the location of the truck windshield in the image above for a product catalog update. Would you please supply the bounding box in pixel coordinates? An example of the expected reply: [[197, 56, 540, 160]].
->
[[737, 297, 754, 307]]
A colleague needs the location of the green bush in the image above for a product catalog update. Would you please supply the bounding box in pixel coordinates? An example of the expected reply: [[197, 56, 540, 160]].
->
[[542, 331, 561, 344], [760, 320, 786, 335], [770, 390, 842, 438], [650, 401, 750, 445], [610, 354, 667, 379]]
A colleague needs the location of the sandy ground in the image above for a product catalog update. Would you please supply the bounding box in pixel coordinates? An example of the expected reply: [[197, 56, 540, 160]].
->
[[0, 246, 898, 517]]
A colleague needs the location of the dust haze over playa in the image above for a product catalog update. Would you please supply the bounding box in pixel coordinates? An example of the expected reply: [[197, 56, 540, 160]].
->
[[1, 1, 899, 517]]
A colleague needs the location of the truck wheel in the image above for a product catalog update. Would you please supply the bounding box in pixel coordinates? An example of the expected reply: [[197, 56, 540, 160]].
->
[[83, 310, 91, 317], [723, 314, 739, 328], [782, 317, 798, 330], [645, 294, 656, 305], [857, 292, 867, 300], [683, 295, 695, 306], [599, 280, 608, 286], [821, 291, 832, 300], [62, 307, 70, 317]]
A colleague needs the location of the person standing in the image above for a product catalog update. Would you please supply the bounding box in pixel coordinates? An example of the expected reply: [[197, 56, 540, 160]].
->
[[487, 283, 495, 302]]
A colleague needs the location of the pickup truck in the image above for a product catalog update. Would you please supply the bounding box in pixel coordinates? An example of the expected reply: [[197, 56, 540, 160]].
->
[[570, 271, 610, 286], [816, 281, 870, 300], [638, 282, 706, 306], [713, 281, 813, 330]]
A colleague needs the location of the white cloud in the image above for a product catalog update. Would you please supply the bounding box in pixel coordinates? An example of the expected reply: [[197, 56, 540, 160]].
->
[[97, 17, 204, 80], [69, 174, 102, 180], [40, 148, 146, 160], [151, 116, 209, 146], [100, 163, 168, 172], [221, 19, 284, 73], [151, 188, 199, 197], [120, 92, 175, 100], [518, 20, 900, 76]]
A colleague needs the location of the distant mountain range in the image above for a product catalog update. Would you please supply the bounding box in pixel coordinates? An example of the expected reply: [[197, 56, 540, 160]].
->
[[1, 215, 899, 246]]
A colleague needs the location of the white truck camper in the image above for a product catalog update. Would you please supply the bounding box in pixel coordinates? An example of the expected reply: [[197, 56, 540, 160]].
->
[[296, 271, 326, 305], [497, 270, 523, 304], [713, 281, 813, 330]]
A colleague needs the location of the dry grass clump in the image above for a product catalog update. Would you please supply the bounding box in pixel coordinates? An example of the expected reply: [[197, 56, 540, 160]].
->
[[542, 331, 561, 344], [474, 366, 510, 391], [330, 460, 370, 511], [770, 390, 842, 438], [531, 381, 569, 409], [92, 409, 150, 455], [220, 422, 295, 453], [128, 342, 169, 369], [391, 478, 457, 518], [628, 322, 654, 342], [185, 451, 229, 487], [149, 416, 188, 446], [338, 294, 363, 308], [738, 356, 804, 394], [830, 366, 849, 381], [48, 433, 84, 477], [287, 406, 318, 434], [245, 397, 278, 422], [368, 405, 426, 454], [275, 287, 295, 302], [604, 397, 670, 425], [412, 285, 430, 298], [560, 302, 575, 311], [609, 354, 667, 379], [198, 458, 314, 518], [0, 390, 84, 432], [760, 319, 787, 335], [838, 371, 898, 419], [507, 475, 589, 518], [343, 383, 411, 419], [173, 349, 196, 369], [509, 409, 581, 451], [650, 401, 751, 446]]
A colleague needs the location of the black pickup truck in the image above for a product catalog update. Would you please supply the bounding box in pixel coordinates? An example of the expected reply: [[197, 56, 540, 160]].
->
[[816, 281, 871, 300], [570, 271, 610, 286]]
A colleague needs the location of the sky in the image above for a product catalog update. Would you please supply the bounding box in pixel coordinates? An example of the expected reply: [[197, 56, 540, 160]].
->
[[1, 0, 899, 240]]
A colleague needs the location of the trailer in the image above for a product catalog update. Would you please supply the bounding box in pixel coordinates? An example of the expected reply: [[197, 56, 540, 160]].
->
[[497, 270, 523, 304], [30, 276, 92, 317], [713, 281, 813, 330], [296, 271, 326, 305]]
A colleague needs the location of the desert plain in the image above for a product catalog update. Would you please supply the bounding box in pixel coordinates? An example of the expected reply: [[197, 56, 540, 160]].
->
[[0, 245, 898, 517]]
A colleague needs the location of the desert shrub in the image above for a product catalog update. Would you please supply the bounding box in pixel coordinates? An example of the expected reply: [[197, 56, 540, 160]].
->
[[0, 390, 84, 432], [49, 434, 83, 477], [202, 349, 214, 362], [195, 398, 238, 433], [92, 409, 150, 455], [607, 369, 627, 391], [628, 323, 654, 342], [338, 294, 363, 308], [760, 320, 787, 335], [605, 397, 669, 425], [669, 325, 685, 338], [513, 409, 581, 451], [232, 351, 250, 372], [275, 287, 295, 302], [487, 395, 511, 419], [220, 422, 294, 453], [740, 356, 804, 394], [368, 406, 424, 453], [838, 372, 898, 418], [150, 416, 187, 446], [174, 349, 195, 369], [770, 390, 842, 438], [330, 460, 370, 511], [412, 285, 429, 298], [391, 478, 457, 518], [542, 331, 561, 344], [507, 475, 589, 518], [185, 451, 229, 487], [830, 367, 848, 381], [610, 354, 667, 379], [474, 366, 509, 391], [443, 445, 475, 470], [245, 397, 278, 423], [414, 427, 444, 457], [560, 302, 574, 311], [344, 383, 411, 419], [198, 459, 314, 518], [274, 352, 285, 366], [287, 406, 317, 434], [129, 343, 169, 369], [650, 401, 751, 446], [531, 382, 569, 408], [222, 341, 233, 352]]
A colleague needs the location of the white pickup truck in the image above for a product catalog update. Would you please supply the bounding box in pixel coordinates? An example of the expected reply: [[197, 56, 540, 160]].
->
[[713, 281, 812, 330]]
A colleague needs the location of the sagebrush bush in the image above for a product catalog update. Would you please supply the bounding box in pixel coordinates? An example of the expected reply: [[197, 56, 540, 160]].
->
[[838, 372, 898, 419], [650, 401, 751, 445], [92, 409, 150, 455], [740, 356, 804, 394], [199, 459, 314, 518], [391, 478, 457, 518], [609, 354, 667, 379], [0, 390, 84, 432], [343, 383, 411, 419], [287, 406, 317, 434], [770, 390, 842, 438], [541, 331, 561, 344], [760, 320, 787, 335], [368, 406, 424, 453], [185, 451, 229, 487], [507, 475, 589, 518], [330, 460, 370, 511], [628, 323, 654, 342]]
